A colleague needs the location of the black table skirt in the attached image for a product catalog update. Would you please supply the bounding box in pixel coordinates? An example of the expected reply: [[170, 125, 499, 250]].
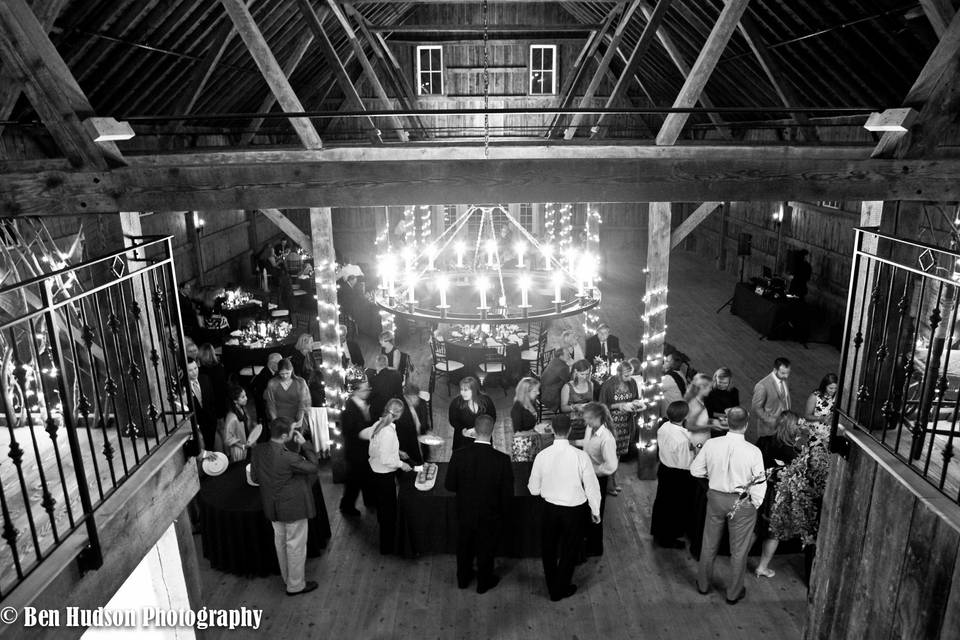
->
[[220, 341, 298, 374], [197, 463, 331, 576], [730, 283, 803, 340], [444, 341, 527, 385], [396, 462, 542, 558]]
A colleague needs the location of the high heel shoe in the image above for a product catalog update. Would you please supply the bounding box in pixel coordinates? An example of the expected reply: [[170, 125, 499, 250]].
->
[[754, 567, 776, 579]]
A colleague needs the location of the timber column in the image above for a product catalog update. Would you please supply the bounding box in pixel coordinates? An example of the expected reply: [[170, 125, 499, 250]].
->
[[309, 207, 345, 436]]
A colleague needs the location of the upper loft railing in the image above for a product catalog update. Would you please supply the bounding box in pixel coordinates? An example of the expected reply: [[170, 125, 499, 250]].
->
[[0, 235, 199, 602], [832, 228, 960, 502]]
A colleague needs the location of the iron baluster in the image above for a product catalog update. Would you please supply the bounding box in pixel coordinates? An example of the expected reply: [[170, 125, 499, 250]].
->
[[895, 274, 927, 455], [78, 305, 118, 489], [62, 317, 104, 503], [91, 291, 130, 476], [912, 282, 945, 461], [880, 279, 912, 445], [115, 280, 151, 455], [104, 290, 141, 464]]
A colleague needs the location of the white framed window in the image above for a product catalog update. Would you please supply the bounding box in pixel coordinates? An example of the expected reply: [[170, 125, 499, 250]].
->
[[819, 201, 843, 209], [518, 204, 534, 232], [529, 45, 557, 95], [416, 46, 443, 95]]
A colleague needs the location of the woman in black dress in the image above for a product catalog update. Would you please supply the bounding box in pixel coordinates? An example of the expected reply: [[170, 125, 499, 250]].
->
[[510, 377, 540, 432], [754, 411, 805, 578], [704, 367, 740, 438], [197, 342, 228, 419], [448, 376, 496, 451]]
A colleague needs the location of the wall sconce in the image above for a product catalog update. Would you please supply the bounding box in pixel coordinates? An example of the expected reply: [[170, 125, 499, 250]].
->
[[772, 204, 785, 224], [192, 211, 205, 235]]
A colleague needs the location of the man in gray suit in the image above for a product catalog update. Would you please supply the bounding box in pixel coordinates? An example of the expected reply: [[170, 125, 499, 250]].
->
[[748, 357, 792, 445], [251, 417, 319, 595]]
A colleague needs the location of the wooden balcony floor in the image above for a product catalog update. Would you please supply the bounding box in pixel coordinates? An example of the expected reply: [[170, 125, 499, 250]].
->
[[196, 249, 840, 639]]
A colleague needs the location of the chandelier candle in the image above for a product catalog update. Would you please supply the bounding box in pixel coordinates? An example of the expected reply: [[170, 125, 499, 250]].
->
[[477, 276, 489, 309], [455, 241, 465, 268], [543, 245, 554, 270], [515, 241, 526, 268], [519, 275, 531, 308], [552, 271, 563, 304]]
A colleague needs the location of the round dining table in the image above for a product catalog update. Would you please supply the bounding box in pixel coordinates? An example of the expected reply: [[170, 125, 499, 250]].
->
[[220, 333, 299, 374], [440, 326, 529, 385]]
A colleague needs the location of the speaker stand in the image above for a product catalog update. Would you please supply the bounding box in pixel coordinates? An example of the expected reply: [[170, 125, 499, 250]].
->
[[716, 255, 747, 313]]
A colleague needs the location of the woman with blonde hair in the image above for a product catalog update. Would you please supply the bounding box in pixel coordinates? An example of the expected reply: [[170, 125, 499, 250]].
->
[[684, 373, 714, 447], [704, 367, 740, 418], [291, 333, 315, 379], [511, 377, 541, 432], [754, 411, 806, 578]]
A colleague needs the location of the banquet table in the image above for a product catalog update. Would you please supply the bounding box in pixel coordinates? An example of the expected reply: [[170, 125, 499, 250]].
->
[[730, 283, 805, 341], [441, 329, 528, 385], [395, 461, 543, 558], [220, 335, 298, 373], [197, 463, 330, 576], [221, 300, 265, 331]]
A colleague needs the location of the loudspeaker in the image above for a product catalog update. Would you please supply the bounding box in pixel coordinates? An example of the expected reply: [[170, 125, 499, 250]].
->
[[737, 232, 752, 256]]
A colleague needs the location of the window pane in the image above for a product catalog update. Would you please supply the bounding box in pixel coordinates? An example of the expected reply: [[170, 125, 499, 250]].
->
[[419, 48, 430, 70], [543, 47, 553, 69], [430, 49, 442, 69], [533, 47, 542, 68], [542, 71, 553, 93]]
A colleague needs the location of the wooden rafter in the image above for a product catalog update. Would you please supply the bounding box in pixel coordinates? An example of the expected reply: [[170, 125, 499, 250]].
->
[[670, 202, 722, 249], [368, 24, 600, 33], [219, 0, 323, 149], [239, 31, 315, 146], [656, 0, 751, 145], [872, 10, 960, 159], [920, 0, 955, 38], [0, 0, 68, 136], [296, 0, 382, 145], [260, 208, 310, 248], [172, 16, 238, 129], [546, 7, 621, 138], [736, 15, 818, 143], [0, 0, 124, 169], [591, 0, 672, 139], [324, 0, 409, 142], [638, 1, 730, 140], [3, 145, 960, 215], [563, 0, 642, 140]]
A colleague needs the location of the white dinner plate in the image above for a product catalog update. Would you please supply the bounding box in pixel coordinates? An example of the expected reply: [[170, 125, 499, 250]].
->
[[201, 451, 228, 476]]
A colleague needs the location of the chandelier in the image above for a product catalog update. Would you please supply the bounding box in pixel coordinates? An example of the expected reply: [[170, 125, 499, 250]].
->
[[374, 205, 600, 325]]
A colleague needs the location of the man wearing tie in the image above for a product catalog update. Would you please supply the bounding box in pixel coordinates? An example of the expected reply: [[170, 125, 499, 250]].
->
[[748, 357, 792, 446], [445, 414, 514, 593], [185, 358, 216, 450], [528, 417, 602, 601], [585, 324, 622, 363]]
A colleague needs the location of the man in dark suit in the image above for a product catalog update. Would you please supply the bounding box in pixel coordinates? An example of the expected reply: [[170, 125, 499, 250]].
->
[[396, 383, 429, 465], [584, 324, 622, 363], [185, 358, 217, 450], [367, 354, 403, 418], [540, 348, 571, 412], [250, 417, 320, 596], [445, 414, 514, 593]]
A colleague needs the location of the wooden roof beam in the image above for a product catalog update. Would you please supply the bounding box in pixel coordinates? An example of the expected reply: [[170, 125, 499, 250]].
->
[[259, 208, 311, 248], [324, 0, 409, 142], [239, 31, 315, 146], [656, 0, 751, 145], [563, 0, 642, 140], [3, 145, 960, 215], [591, 0, 672, 139], [872, 9, 960, 159], [670, 201, 722, 248], [0, 0, 123, 169], [369, 24, 600, 33], [296, 0, 382, 145], [220, 0, 323, 150], [920, 0, 956, 38], [638, 1, 729, 139]]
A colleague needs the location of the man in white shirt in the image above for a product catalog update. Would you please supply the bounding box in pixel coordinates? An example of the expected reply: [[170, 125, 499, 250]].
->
[[748, 357, 792, 443], [361, 399, 411, 554], [528, 417, 601, 601], [690, 406, 766, 604], [650, 401, 695, 549]]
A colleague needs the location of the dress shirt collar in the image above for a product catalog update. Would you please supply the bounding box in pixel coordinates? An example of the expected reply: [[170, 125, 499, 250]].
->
[[474, 440, 492, 446], [552, 438, 571, 447], [725, 432, 746, 440]]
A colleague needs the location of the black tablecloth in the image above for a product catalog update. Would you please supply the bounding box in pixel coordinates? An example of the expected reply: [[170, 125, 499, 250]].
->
[[197, 463, 330, 576], [220, 340, 298, 373], [730, 283, 805, 341], [444, 341, 526, 385], [396, 462, 542, 558], [222, 302, 265, 331]]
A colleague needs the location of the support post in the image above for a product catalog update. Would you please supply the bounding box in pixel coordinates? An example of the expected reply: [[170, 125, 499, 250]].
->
[[184, 211, 205, 287], [716, 201, 729, 271], [309, 207, 344, 430]]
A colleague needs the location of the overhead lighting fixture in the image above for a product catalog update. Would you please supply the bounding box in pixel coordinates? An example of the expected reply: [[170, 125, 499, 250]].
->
[[863, 108, 918, 133], [82, 117, 135, 142]]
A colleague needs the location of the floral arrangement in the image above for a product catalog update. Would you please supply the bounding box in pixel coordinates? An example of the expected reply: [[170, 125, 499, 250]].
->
[[727, 469, 774, 520], [768, 422, 831, 546]]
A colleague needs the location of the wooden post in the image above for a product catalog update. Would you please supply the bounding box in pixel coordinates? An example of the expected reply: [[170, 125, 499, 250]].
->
[[309, 207, 344, 429], [184, 211, 205, 286], [717, 201, 729, 271], [639, 201, 671, 480], [774, 201, 792, 273]]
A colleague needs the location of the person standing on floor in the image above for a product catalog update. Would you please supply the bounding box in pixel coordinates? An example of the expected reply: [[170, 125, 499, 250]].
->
[[749, 357, 792, 445], [576, 402, 618, 557], [339, 380, 375, 517], [650, 401, 695, 548], [250, 417, 319, 596], [528, 416, 602, 602], [691, 406, 766, 605], [445, 414, 514, 593], [361, 399, 411, 554]]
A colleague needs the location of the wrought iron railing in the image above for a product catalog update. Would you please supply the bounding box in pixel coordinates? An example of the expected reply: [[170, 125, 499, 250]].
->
[[0, 235, 198, 601], [832, 227, 960, 502]]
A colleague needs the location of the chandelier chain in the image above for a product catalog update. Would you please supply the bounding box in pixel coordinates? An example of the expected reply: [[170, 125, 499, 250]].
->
[[483, 0, 489, 158]]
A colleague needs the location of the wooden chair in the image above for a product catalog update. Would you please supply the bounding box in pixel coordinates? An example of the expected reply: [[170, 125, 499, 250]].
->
[[419, 388, 434, 432], [522, 322, 548, 377], [478, 345, 508, 396], [429, 338, 464, 395]]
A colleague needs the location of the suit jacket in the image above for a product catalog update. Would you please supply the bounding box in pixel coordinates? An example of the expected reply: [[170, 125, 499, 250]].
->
[[186, 374, 217, 442], [445, 442, 514, 526], [341, 398, 373, 465], [367, 367, 404, 417], [250, 440, 318, 522], [382, 347, 411, 376], [749, 372, 791, 441], [395, 398, 429, 465], [540, 358, 570, 411], [585, 334, 622, 362]]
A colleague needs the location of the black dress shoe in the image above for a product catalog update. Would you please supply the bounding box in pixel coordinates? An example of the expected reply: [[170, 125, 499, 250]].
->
[[697, 586, 710, 596], [550, 584, 578, 602], [477, 575, 500, 594], [286, 580, 319, 596], [726, 588, 746, 605]]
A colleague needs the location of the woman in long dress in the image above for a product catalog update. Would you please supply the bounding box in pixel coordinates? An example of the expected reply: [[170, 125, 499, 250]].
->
[[804, 373, 838, 425], [221, 384, 254, 463], [599, 360, 640, 496], [685, 373, 714, 448], [561, 359, 594, 442], [448, 376, 497, 452]]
